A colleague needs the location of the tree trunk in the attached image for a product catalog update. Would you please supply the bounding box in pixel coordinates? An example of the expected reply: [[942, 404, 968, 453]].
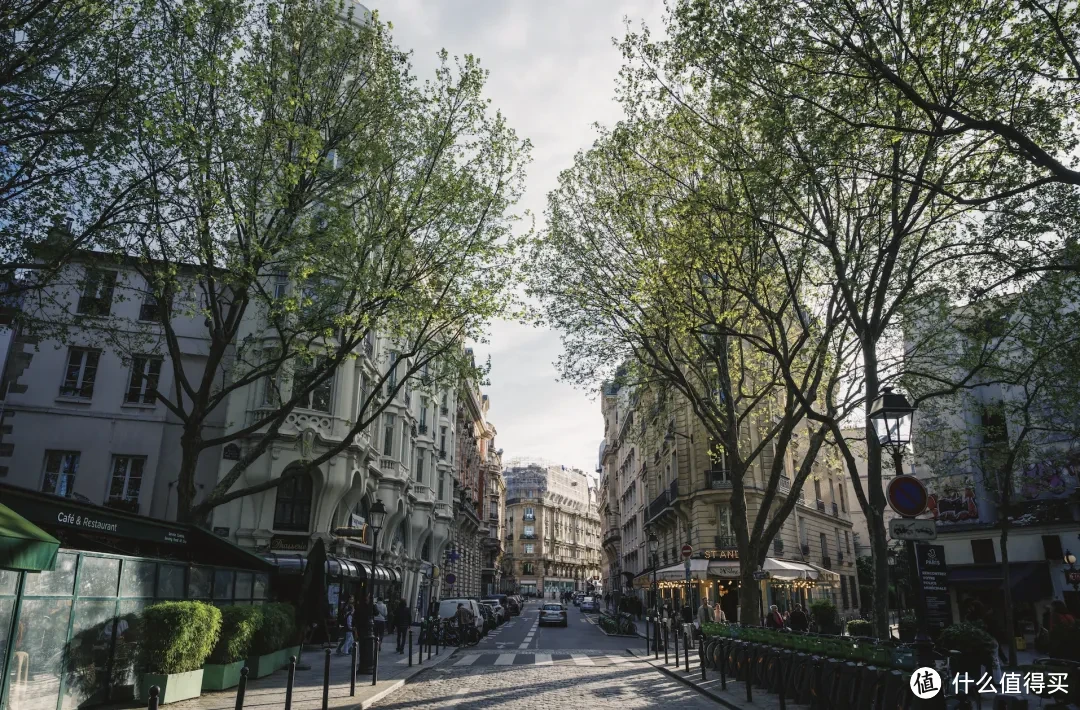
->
[[1000, 497, 1017, 667], [863, 353, 892, 640], [739, 564, 761, 626], [175, 428, 202, 524], [869, 514, 891, 639]]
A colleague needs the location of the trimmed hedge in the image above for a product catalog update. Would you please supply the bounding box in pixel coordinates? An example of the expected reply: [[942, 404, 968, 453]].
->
[[810, 599, 840, 633], [208, 606, 263, 665], [139, 601, 222, 674], [846, 619, 874, 637], [937, 621, 996, 658], [251, 602, 296, 656]]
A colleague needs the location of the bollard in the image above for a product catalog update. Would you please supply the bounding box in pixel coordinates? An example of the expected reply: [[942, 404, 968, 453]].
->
[[645, 615, 650, 655], [285, 656, 296, 710], [673, 622, 679, 662], [778, 652, 786, 710], [147, 685, 160, 710], [349, 640, 357, 696], [663, 623, 669, 664], [435, 624, 440, 656], [700, 635, 706, 681], [235, 667, 249, 710], [720, 640, 727, 690], [745, 646, 752, 704], [684, 630, 690, 674], [371, 634, 379, 686], [322, 648, 330, 710], [427, 625, 432, 661], [409, 628, 413, 667], [653, 618, 658, 660]]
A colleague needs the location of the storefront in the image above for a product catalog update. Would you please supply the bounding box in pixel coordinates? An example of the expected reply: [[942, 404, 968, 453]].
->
[[762, 558, 839, 613], [0, 485, 272, 710], [517, 579, 538, 597]]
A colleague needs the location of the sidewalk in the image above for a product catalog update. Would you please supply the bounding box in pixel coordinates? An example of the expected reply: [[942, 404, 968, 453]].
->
[[630, 647, 799, 709], [127, 641, 455, 710]]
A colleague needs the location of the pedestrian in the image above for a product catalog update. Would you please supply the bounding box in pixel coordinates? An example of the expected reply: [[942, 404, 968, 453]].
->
[[336, 603, 355, 655], [697, 598, 714, 625], [765, 604, 785, 629], [373, 596, 387, 650], [788, 604, 809, 632], [394, 599, 411, 653], [455, 603, 474, 644]]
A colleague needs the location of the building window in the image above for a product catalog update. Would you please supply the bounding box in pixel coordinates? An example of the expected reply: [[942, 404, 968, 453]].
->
[[839, 485, 847, 513], [814, 478, 822, 502], [273, 472, 313, 532], [61, 348, 100, 398], [42, 451, 80, 497], [77, 269, 117, 316], [108, 455, 145, 509], [139, 288, 170, 322], [971, 538, 996, 564], [819, 532, 829, 558], [845, 530, 851, 553], [383, 414, 395, 456], [416, 450, 425, 483], [524, 507, 535, 520], [840, 576, 849, 609], [439, 427, 447, 456], [524, 543, 534, 554], [439, 472, 446, 501], [273, 271, 289, 299], [848, 575, 858, 608], [125, 356, 163, 404], [385, 350, 398, 395], [294, 357, 333, 411], [420, 398, 428, 427]]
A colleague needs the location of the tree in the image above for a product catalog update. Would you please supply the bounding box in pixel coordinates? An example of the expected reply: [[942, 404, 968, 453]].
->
[[1, 0, 154, 296], [24, 0, 528, 522]]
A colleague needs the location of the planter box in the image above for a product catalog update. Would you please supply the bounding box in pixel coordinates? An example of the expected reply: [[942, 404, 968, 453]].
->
[[248, 646, 302, 679], [201, 660, 246, 691], [141, 670, 204, 705]]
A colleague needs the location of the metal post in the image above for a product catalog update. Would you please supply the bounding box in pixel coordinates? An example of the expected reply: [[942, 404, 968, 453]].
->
[[147, 685, 160, 710], [778, 652, 786, 710], [235, 667, 248, 710], [350, 640, 357, 696], [285, 657, 296, 710], [700, 635, 706, 681], [746, 646, 753, 703], [720, 640, 727, 690], [322, 648, 330, 710], [427, 621, 432, 661], [371, 633, 379, 686], [654, 617, 659, 660], [409, 629, 413, 667], [674, 620, 679, 662], [645, 612, 650, 654], [684, 630, 690, 673], [664, 621, 669, 664]]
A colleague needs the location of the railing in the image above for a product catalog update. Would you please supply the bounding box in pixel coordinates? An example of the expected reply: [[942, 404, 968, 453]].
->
[[438, 449, 447, 460], [521, 533, 536, 540], [705, 469, 732, 489], [832, 502, 839, 517], [822, 556, 832, 569], [778, 476, 791, 494], [440, 406, 449, 416], [715, 535, 737, 549], [523, 514, 535, 520], [647, 490, 669, 521], [379, 458, 401, 477], [816, 499, 826, 512], [418, 423, 428, 435], [412, 484, 434, 504]]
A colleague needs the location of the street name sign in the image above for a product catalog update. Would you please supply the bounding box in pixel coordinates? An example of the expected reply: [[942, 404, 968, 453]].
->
[[889, 517, 937, 541]]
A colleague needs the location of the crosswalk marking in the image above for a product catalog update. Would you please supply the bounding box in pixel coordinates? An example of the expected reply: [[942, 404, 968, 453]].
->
[[495, 654, 515, 665], [535, 653, 553, 666], [571, 654, 594, 666], [454, 654, 481, 666]]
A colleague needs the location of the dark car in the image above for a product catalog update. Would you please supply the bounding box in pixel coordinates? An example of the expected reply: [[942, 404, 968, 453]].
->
[[486, 593, 520, 616], [476, 603, 496, 634]]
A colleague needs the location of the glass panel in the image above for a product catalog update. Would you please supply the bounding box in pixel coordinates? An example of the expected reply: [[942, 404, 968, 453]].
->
[[119, 560, 156, 598], [0, 598, 14, 697], [212, 570, 234, 600], [253, 574, 269, 600], [234, 572, 252, 601], [7, 598, 72, 710], [187, 567, 212, 599], [23, 552, 77, 596], [110, 601, 145, 698], [62, 600, 118, 709], [0, 569, 19, 595], [156, 565, 185, 600], [77, 556, 120, 598]]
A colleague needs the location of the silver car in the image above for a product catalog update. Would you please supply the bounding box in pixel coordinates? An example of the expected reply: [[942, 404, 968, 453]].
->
[[539, 603, 568, 627]]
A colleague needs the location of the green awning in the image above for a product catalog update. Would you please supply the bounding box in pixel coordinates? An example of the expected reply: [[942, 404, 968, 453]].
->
[[0, 501, 60, 572]]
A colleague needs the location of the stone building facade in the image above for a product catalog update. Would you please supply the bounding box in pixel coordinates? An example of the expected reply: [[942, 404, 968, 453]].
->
[[598, 379, 858, 622], [502, 461, 601, 597]]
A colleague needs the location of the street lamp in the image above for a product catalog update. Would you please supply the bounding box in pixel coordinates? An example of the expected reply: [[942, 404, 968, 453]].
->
[[869, 388, 934, 676], [648, 530, 659, 655], [361, 498, 386, 673], [1064, 550, 1080, 592]]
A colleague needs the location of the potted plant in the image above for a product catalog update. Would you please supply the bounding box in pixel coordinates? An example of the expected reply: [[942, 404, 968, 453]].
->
[[202, 606, 262, 690], [138, 601, 221, 704], [937, 622, 995, 679], [898, 611, 917, 641], [846, 619, 874, 637], [809, 599, 841, 635], [248, 602, 297, 678]]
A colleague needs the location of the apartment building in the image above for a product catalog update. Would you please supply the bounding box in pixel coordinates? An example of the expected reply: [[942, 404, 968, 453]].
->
[[598, 379, 858, 621], [502, 461, 602, 596]]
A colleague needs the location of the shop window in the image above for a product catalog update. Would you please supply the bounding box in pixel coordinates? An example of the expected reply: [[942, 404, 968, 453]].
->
[[274, 471, 313, 532], [253, 574, 269, 600], [120, 560, 156, 598], [23, 552, 77, 596], [971, 539, 996, 564], [235, 572, 253, 601], [78, 555, 120, 597], [188, 566, 212, 599], [213, 569, 235, 600], [157, 564, 185, 599]]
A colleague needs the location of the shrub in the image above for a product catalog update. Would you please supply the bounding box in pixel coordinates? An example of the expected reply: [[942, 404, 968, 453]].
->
[[251, 602, 296, 656], [208, 606, 263, 665], [809, 600, 839, 633], [846, 619, 874, 637], [937, 622, 996, 658], [701, 622, 728, 637], [139, 601, 222, 674]]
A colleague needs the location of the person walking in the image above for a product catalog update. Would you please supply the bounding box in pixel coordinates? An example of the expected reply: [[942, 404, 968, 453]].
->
[[455, 603, 474, 645], [394, 599, 411, 653], [336, 603, 355, 655], [765, 604, 785, 629], [788, 604, 809, 632], [712, 600, 727, 623], [373, 597, 387, 650]]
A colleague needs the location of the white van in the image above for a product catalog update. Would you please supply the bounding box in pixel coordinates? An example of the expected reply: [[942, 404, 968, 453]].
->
[[437, 598, 485, 636]]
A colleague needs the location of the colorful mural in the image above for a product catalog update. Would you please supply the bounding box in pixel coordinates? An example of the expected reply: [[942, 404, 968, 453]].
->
[[1018, 449, 1080, 501], [926, 484, 979, 524]]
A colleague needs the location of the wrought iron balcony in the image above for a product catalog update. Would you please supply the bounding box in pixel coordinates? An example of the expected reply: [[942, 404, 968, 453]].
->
[[418, 423, 428, 435], [521, 533, 537, 540], [715, 535, 737, 549], [439, 449, 447, 460], [705, 469, 732, 489], [778, 475, 791, 494], [832, 502, 840, 517], [822, 556, 832, 569], [816, 499, 826, 513]]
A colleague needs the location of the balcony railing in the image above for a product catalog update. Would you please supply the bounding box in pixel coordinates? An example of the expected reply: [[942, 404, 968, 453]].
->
[[800, 543, 811, 556], [440, 406, 449, 416], [816, 499, 826, 513], [778, 476, 791, 494], [832, 502, 840, 517], [379, 458, 402, 478], [647, 490, 669, 521], [521, 533, 536, 540], [822, 556, 832, 569], [523, 514, 535, 521], [705, 469, 732, 489], [438, 449, 447, 460], [418, 423, 428, 435]]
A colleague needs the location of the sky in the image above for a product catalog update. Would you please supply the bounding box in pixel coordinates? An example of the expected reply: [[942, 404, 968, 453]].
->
[[363, 0, 668, 474]]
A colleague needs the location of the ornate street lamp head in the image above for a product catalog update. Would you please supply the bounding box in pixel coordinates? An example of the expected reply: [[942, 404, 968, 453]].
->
[[369, 498, 387, 532], [648, 531, 659, 555], [869, 387, 916, 450]]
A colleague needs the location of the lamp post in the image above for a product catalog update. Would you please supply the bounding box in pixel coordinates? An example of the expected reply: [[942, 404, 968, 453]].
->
[[360, 498, 386, 674], [648, 530, 659, 651], [887, 548, 897, 637], [869, 388, 937, 683], [1064, 550, 1080, 593]]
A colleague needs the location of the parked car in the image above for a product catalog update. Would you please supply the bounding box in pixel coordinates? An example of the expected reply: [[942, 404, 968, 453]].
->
[[572, 593, 584, 607], [539, 603, 568, 627], [479, 599, 506, 624], [505, 596, 522, 615], [437, 599, 485, 637], [483, 594, 514, 619], [477, 603, 496, 634], [580, 596, 598, 612]]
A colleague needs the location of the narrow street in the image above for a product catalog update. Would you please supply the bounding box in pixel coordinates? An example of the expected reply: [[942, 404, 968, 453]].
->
[[372, 601, 715, 708]]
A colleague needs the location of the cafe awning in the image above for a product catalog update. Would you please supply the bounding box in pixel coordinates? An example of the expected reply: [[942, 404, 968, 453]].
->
[[656, 559, 710, 581], [0, 501, 59, 572], [763, 558, 825, 580]]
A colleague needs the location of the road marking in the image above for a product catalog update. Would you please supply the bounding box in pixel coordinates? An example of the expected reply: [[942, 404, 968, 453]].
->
[[571, 654, 594, 666], [518, 642, 530, 649], [494, 653, 515, 665], [454, 654, 480, 666], [605, 655, 632, 664], [534, 653, 552, 666]]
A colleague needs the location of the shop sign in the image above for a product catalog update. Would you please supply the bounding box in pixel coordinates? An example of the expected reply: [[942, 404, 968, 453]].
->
[[914, 543, 953, 634], [1065, 569, 1080, 586], [270, 535, 310, 551], [711, 566, 741, 578], [16, 497, 188, 545], [704, 548, 738, 560]]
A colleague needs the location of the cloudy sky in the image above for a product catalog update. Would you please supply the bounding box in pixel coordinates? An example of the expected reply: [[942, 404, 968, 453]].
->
[[364, 0, 668, 474]]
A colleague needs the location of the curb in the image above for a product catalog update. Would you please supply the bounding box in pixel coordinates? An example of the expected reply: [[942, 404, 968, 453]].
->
[[352, 645, 458, 709], [629, 649, 739, 710]]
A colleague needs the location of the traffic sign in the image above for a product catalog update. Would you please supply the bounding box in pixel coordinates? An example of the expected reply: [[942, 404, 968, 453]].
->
[[445, 572, 456, 585], [889, 517, 937, 541], [681, 544, 693, 559], [887, 475, 928, 517]]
